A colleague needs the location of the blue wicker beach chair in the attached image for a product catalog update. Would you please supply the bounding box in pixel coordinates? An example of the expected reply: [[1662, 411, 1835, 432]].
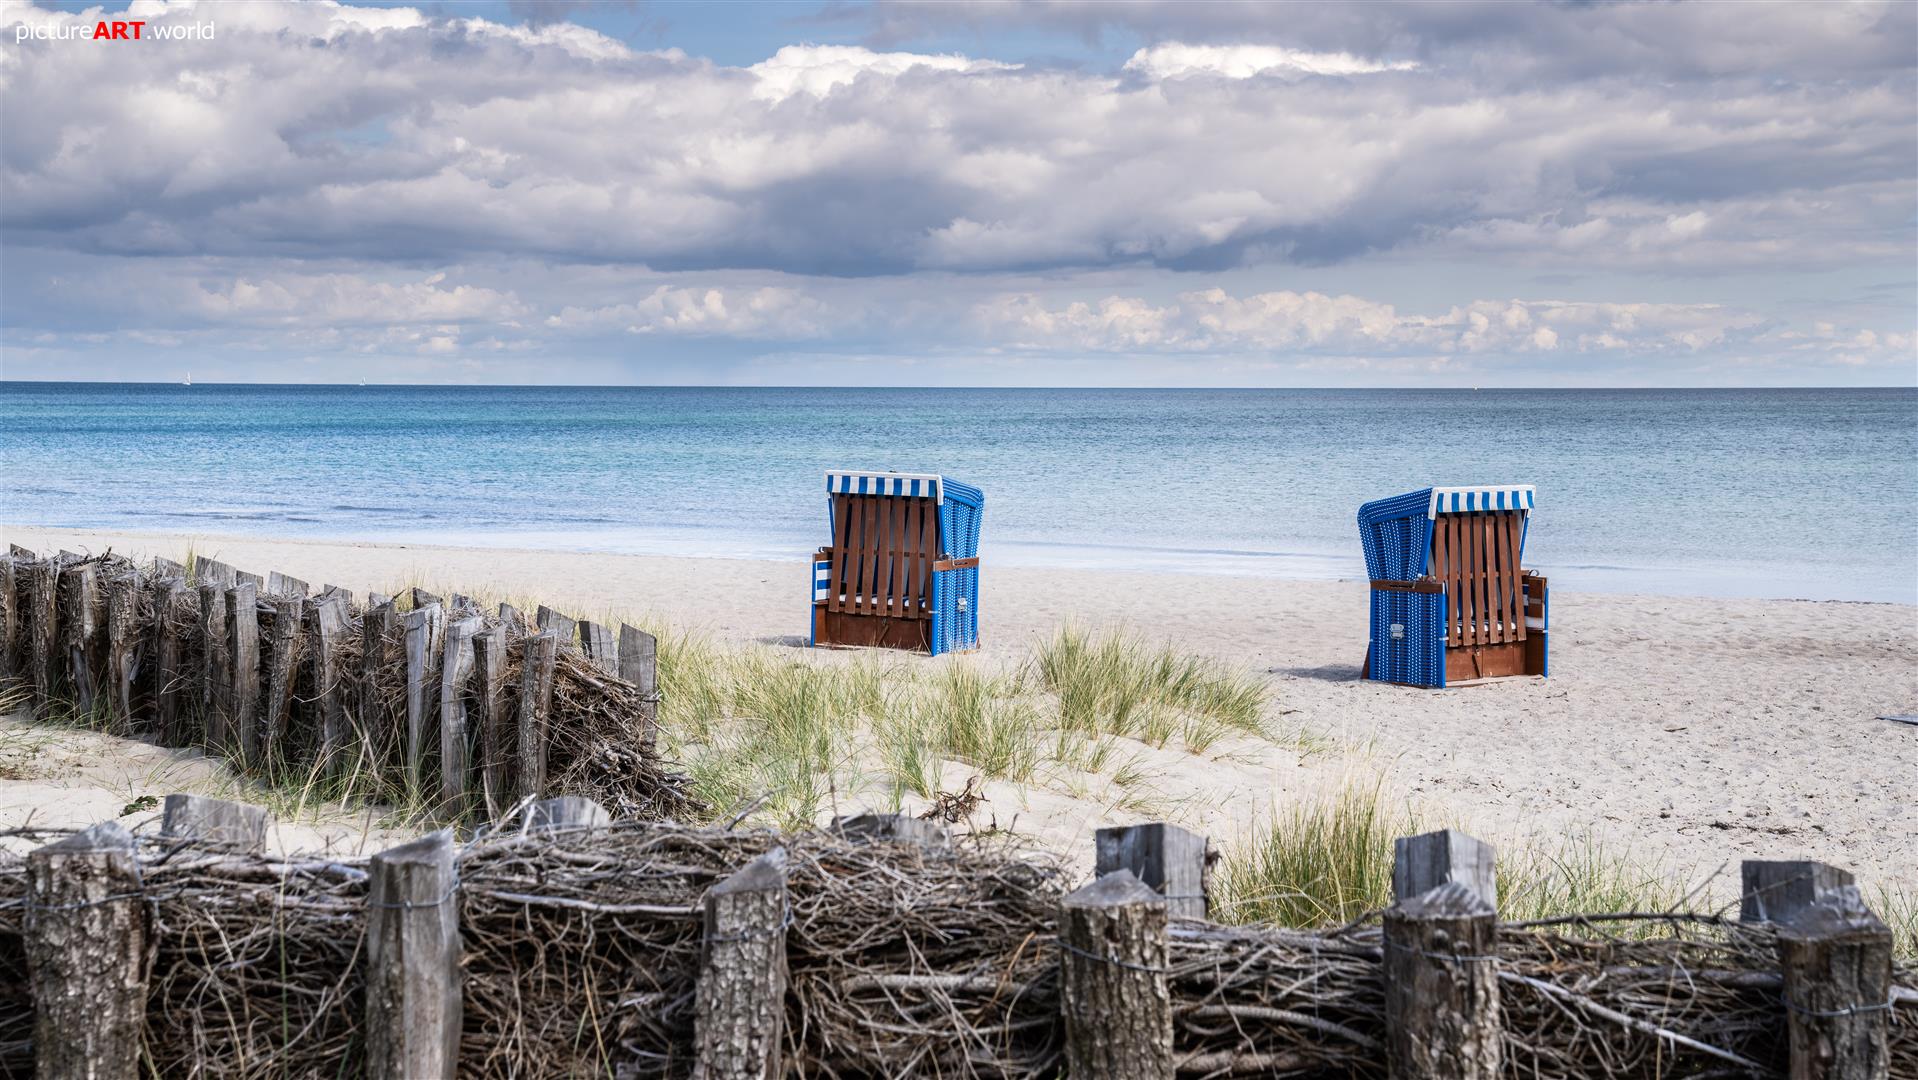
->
[[1357, 485, 1547, 688], [811, 471, 984, 656]]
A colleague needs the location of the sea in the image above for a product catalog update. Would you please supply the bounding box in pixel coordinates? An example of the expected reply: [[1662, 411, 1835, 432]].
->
[[1, 383, 1913, 604]]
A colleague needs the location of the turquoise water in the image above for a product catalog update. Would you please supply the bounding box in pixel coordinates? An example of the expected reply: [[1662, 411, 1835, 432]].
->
[[1, 383, 1912, 603]]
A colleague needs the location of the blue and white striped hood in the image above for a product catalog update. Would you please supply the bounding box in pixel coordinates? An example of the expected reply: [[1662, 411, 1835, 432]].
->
[[1427, 485, 1534, 517], [826, 471, 945, 503]]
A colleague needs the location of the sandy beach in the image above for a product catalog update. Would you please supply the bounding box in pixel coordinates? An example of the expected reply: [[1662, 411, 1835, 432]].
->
[[4, 524, 1914, 898]]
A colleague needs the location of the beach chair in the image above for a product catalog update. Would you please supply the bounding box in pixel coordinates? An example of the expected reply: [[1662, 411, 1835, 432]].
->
[[1357, 485, 1547, 688], [811, 471, 984, 655]]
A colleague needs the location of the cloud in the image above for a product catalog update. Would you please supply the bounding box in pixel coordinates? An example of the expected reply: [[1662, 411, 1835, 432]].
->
[[748, 44, 1016, 101], [0, 0, 1909, 279], [973, 287, 1909, 368], [1122, 42, 1415, 80]]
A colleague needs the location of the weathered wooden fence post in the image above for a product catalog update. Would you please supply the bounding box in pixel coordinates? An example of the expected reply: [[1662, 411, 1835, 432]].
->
[[25, 820, 147, 1080], [263, 595, 306, 767], [0, 554, 16, 686], [517, 630, 557, 800], [1393, 828, 1498, 911], [59, 561, 100, 715], [403, 602, 445, 794], [473, 628, 508, 819], [312, 595, 350, 781], [1776, 886, 1893, 1080], [535, 605, 576, 647], [1095, 822, 1209, 919], [1058, 870, 1174, 1079], [697, 848, 789, 1080], [266, 571, 309, 598], [27, 557, 60, 720], [103, 573, 143, 728], [1384, 826, 1502, 1080], [361, 597, 397, 769], [1742, 860, 1855, 924], [411, 587, 444, 611], [619, 623, 658, 753], [227, 582, 260, 765], [198, 580, 231, 747], [578, 619, 616, 674], [153, 577, 189, 743], [160, 793, 270, 851], [366, 829, 461, 1080], [439, 616, 482, 808], [520, 795, 609, 831], [497, 602, 523, 632], [833, 811, 949, 846]]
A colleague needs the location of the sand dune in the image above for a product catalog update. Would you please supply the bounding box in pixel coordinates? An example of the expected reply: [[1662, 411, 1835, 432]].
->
[[4, 524, 1913, 897]]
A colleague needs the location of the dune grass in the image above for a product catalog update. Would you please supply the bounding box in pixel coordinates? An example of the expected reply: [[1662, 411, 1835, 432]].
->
[[1213, 779, 1689, 928], [647, 625, 1277, 829]]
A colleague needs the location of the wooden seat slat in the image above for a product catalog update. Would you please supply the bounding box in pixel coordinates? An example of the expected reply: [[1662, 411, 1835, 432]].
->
[[1507, 512, 1527, 642], [829, 496, 853, 614], [902, 498, 922, 616], [889, 494, 908, 616]]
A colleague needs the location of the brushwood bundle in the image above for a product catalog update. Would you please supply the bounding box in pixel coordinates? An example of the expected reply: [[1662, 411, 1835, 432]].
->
[[1, 820, 1911, 1079], [0, 547, 699, 822]]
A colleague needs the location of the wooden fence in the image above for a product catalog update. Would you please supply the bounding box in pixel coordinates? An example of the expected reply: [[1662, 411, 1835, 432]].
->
[[0, 546, 662, 818], [2, 798, 1911, 1080]]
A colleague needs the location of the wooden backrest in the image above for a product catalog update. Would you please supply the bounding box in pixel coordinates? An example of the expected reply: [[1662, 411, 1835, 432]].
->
[[824, 493, 939, 619], [1431, 510, 1527, 647]]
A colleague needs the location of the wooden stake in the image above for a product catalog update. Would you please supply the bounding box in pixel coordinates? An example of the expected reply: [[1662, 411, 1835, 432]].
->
[[266, 571, 309, 598], [578, 619, 616, 674], [160, 794, 269, 851], [1742, 860, 1856, 924], [619, 623, 658, 754], [535, 605, 575, 648], [151, 557, 186, 578], [517, 630, 557, 801], [497, 602, 523, 632], [1777, 886, 1894, 1080], [361, 598, 398, 773], [263, 595, 306, 768], [0, 555, 16, 685], [153, 578, 189, 744], [313, 595, 350, 782], [411, 587, 443, 611], [227, 582, 260, 766], [1058, 870, 1174, 1080], [473, 628, 509, 820], [403, 603, 446, 794], [366, 830, 461, 1080], [59, 562, 100, 715], [439, 615, 482, 808], [697, 848, 789, 1080], [198, 581, 231, 747], [25, 821, 147, 1080], [1394, 828, 1498, 911], [1094, 822, 1210, 919], [103, 572, 143, 728], [27, 558, 59, 720], [1383, 881, 1502, 1079]]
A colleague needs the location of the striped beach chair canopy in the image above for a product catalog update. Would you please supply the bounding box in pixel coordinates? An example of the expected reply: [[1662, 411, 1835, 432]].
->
[[1358, 485, 1535, 579], [824, 470, 983, 507]]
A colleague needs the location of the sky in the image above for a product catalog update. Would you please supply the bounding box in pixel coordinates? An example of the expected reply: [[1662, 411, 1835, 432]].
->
[[0, 0, 1914, 387]]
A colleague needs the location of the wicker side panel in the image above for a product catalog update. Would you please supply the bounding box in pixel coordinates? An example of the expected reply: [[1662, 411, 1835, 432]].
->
[[1367, 588, 1446, 688]]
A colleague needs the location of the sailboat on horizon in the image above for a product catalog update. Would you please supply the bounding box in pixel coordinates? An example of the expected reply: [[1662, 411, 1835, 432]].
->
[[183, 371, 192, 387]]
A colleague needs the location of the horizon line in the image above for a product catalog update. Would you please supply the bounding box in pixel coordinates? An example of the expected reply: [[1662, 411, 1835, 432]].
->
[[3, 379, 1914, 392]]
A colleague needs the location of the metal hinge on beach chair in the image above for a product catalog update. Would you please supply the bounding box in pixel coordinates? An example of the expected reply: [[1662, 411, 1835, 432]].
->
[[1357, 485, 1548, 688], [809, 471, 985, 656]]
